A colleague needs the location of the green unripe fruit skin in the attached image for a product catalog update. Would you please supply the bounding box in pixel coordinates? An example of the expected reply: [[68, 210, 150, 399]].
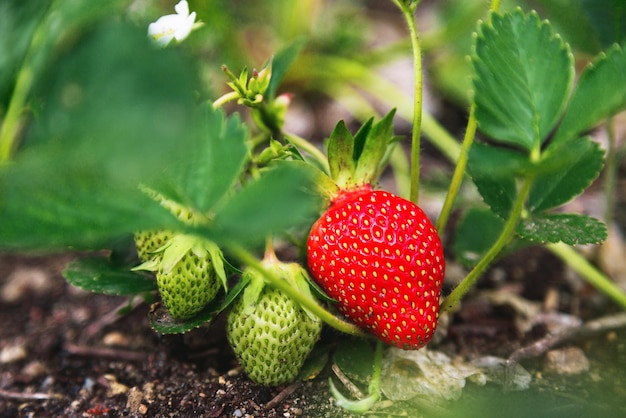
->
[[156, 249, 221, 320], [227, 273, 322, 386]]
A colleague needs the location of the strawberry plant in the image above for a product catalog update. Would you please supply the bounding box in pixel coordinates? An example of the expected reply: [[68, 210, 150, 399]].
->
[[1, 0, 626, 415]]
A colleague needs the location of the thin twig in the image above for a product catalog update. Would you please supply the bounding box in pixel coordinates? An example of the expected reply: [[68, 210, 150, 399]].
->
[[64, 343, 148, 362], [264, 382, 301, 410], [79, 297, 144, 344], [508, 312, 626, 363], [331, 364, 365, 400], [0, 388, 62, 401]]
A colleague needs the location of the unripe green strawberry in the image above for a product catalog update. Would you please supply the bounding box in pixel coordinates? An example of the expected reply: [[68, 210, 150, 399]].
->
[[134, 229, 173, 263], [226, 260, 322, 386], [133, 189, 196, 262], [154, 235, 227, 319], [307, 185, 445, 350]]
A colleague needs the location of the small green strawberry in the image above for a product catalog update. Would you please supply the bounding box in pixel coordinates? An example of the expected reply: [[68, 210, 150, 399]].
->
[[133, 188, 197, 263], [155, 234, 227, 319], [134, 229, 173, 263], [226, 256, 322, 386]]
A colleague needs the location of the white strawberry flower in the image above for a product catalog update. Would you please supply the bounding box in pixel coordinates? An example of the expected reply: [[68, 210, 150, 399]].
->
[[148, 1, 199, 47]]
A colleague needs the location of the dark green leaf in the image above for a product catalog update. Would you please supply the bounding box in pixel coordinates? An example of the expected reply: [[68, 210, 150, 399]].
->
[[552, 43, 626, 147], [535, 0, 626, 54], [352, 117, 374, 163], [267, 37, 307, 99], [208, 164, 320, 246], [298, 343, 330, 381], [327, 120, 355, 184], [149, 302, 215, 334], [334, 338, 375, 384], [0, 0, 128, 105], [353, 109, 396, 185], [472, 10, 573, 150], [517, 213, 607, 245], [63, 256, 157, 295], [453, 207, 505, 268], [174, 105, 248, 213], [467, 141, 532, 179], [0, 0, 49, 102], [0, 21, 198, 250], [528, 137, 605, 212], [471, 176, 517, 219], [579, 0, 626, 49]]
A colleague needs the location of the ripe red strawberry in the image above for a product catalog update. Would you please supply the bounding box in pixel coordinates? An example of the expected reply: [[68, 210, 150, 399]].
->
[[307, 184, 444, 349]]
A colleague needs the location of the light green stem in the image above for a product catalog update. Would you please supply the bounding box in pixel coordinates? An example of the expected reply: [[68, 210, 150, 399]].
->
[[283, 132, 330, 174], [229, 244, 368, 337], [441, 175, 533, 312], [436, 104, 477, 233], [547, 242, 626, 310], [0, 3, 53, 162], [393, 0, 424, 204], [294, 54, 461, 165], [212, 91, 240, 109], [603, 117, 616, 224]]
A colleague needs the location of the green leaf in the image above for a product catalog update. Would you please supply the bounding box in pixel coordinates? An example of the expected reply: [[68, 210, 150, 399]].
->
[[471, 176, 517, 219], [208, 163, 319, 246], [267, 37, 306, 99], [0, 21, 198, 250], [174, 105, 248, 213], [467, 141, 532, 179], [534, 0, 626, 54], [517, 213, 607, 245], [528, 137, 605, 212], [334, 338, 376, 384], [353, 109, 396, 185], [0, 0, 49, 102], [327, 120, 355, 186], [149, 302, 215, 334], [453, 207, 505, 268], [63, 256, 157, 295], [552, 43, 626, 147], [578, 0, 626, 48], [472, 10, 573, 150]]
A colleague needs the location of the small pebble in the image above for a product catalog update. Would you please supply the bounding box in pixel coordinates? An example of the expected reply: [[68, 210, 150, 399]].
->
[[103, 331, 130, 347], [1, 267, 51, 303], [21, 361, 46, 378], [544, 347, 590, 375], [233, 408, 243, 417], [0, 343, 27, 363]]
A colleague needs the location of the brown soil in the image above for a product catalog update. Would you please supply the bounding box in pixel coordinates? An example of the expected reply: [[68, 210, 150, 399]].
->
[[1, 248, 625, 418]]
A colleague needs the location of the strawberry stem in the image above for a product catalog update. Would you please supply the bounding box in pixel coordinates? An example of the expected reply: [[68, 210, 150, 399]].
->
[[392, 0, 423, 204], [436, 104, 477, 233], [229, 244, 369, 337], [441, 175, 534, 312], [0, 2, 54, 162], [330, 340, 384, 414], [547, 242, 626, 310], [436, 0, 501, 233]]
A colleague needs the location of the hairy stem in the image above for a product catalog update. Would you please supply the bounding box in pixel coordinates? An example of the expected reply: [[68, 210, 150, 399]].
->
[[229, 244, 368, 337], [441, 175, 533, 312], [436, 104, 477, 233], [0, 3, 53, 162], [393, 0, 423, 204], [547, 242, 626, 310]]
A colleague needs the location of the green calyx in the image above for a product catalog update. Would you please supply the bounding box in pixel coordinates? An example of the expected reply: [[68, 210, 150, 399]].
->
[[327, 109, 397, 193]]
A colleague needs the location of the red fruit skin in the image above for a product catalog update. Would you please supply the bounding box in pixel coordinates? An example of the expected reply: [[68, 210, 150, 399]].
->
[[307, 187, 445, 349]]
